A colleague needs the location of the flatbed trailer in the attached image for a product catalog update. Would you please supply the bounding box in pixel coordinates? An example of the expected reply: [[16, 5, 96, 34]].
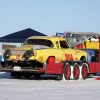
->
[[0, 59, 100, 80], [0, 37, 100, 80], [0, 56, 100, 80]]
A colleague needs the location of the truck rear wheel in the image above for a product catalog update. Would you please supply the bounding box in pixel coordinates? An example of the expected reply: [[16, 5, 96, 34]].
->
[[81, 64, 88, 79], [57, 74, 63, 80], [73, 63, 80, 80], [63, 63, 71, 80]]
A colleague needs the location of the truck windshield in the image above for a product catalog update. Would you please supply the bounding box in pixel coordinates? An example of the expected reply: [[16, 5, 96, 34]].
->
[[23, 39, 54, 47]]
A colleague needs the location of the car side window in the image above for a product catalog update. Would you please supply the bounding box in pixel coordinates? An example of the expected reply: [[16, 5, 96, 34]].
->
[[60, 41, 69, 48], [45, 40, 54, 47]]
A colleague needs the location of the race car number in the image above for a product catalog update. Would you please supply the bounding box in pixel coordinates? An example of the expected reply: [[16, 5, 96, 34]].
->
[[65, 53, 74, 60]]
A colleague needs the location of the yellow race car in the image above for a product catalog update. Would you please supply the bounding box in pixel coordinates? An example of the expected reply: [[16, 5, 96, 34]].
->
[[4, 36, 87, 69]]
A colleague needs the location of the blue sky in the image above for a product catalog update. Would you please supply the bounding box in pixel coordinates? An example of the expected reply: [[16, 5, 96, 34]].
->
[[0, 0, 100, 37]]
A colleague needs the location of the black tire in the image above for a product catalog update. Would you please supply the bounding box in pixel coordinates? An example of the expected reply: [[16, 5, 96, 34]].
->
[[80, 56, 86, 61], [23, 74, 32, 78], [34, 74, 41, 79], [63, 63, 71, 80], [14, 73, 22, 79], [81, 64, 88, 79], [16, 74, 22, 79], [57, 74, 63, 80], [73, 63, 80, 80]]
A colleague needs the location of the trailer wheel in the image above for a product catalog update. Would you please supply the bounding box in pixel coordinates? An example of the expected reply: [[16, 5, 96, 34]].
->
[[16, 74, 22, 79], [63, 63, 71, 80], [81, 64, 88, 79], [11, 72, 22, 79], [14, 73, 22, 79], [34, 74, 41, 79], [23, 74, 32, 78], [73, 63, 80, 80], [57, 74, 63, 80]]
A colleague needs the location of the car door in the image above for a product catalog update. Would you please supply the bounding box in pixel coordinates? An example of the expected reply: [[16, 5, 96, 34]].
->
[[59, 40, 76, 60], [40, 40, 63, 63]]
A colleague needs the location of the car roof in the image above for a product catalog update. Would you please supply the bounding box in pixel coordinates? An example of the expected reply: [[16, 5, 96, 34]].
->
[[27, 36, 66, 41]]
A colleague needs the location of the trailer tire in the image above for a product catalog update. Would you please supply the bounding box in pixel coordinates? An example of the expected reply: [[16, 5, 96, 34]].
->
[[73, 63, 80, 80], [57, 74, 63, 80], [14, 73, 22, 79], [34, 74, 41, 79], [81, 64, 88, 79], [23, 74, 32, 78], [63, 63, 71, 80], [16, 74, 22, 79]]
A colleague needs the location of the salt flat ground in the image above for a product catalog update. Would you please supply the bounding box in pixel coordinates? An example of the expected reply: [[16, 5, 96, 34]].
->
[[0, 72, 100, 100]]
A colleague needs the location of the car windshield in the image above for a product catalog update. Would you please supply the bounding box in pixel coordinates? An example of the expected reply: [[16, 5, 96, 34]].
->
[[23, 39, 54, 47]]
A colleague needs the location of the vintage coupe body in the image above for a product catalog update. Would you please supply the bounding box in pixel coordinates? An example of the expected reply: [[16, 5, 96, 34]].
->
[[4, 36, 87, 70]]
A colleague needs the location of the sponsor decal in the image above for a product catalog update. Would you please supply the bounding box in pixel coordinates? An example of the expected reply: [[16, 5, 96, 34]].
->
[[39, 56, 43, 61], [65, 53, 74, 60]]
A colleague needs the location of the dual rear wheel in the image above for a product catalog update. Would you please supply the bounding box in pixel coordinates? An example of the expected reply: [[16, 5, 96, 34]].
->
[[63, 63, 88, 80]]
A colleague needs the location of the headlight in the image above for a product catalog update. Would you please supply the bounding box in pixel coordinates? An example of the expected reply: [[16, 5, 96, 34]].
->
[[3, 50, 11, 60], [22, 50, 33, 60]]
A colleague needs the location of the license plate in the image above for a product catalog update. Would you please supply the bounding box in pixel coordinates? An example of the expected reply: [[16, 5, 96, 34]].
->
[[13, 66, 21, 71]]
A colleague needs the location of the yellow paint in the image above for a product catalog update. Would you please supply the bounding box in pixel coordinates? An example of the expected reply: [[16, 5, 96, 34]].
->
[[29, 56, 36, 60], [10, 55, 16, 60], [38, 56, 43, 61], [9, 36, 87, 63]]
